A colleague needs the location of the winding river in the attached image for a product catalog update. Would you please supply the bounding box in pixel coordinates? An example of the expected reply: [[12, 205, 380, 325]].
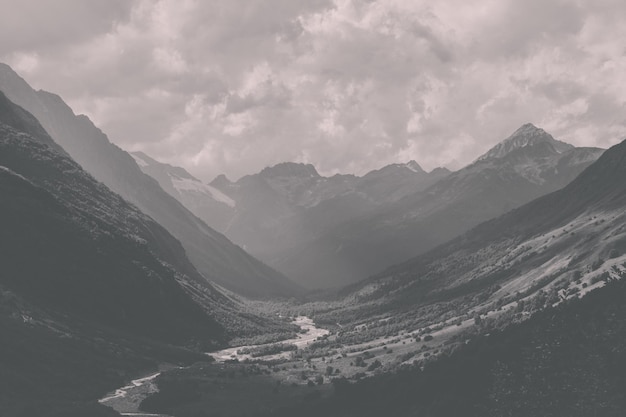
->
[[209, 316, 330, 362], [98, 316, 329, 416]]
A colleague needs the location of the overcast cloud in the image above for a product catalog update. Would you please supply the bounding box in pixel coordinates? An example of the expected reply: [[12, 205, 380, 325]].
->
[[1, 0, 625, 180]]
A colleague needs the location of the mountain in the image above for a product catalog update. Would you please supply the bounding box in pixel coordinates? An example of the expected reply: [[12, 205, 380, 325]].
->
[[475, 122, 574, 161], [331, 136, 626, 327], [270, 136, 625, 417], [130, 152, 448, 282], [0, 63, 297, 298], [208, 161, 449, 274], [127, 135, 626, 417], [0, 90, 232, 415], [0, 91, 228, 345], [130, 151, 235, 232], [275, 124, 604, 288]]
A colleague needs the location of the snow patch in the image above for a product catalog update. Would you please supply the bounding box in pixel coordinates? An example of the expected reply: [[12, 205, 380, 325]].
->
[[130, 154, 148, 167], [170, 175, 235, 208]]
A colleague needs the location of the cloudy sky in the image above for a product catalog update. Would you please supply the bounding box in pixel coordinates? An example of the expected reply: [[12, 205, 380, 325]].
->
[[1, 0, 625, 181]]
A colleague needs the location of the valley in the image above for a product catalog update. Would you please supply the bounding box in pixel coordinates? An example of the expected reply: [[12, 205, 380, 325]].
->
[[1, 55, 625, 417], [127, 143, 626, 414], [130, 244, 626, 416]]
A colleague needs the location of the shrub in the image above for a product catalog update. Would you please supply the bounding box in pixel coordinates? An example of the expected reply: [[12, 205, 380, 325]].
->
[[591, 258, 604, 271], [367, 360, 382, 371]]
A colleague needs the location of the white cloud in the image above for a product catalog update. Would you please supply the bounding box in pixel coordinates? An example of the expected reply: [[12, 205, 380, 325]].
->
[[1, 0, 625, 180]]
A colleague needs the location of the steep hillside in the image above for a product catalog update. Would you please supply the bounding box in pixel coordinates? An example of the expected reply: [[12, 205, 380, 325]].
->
[[0, 90, 305, 415], [266, 275, 626, 417], [0, 93, 225, 346], [277, 124, 604, 288], [325, 137, 626, 336], [131, 151, 235, 232], [0, 63, 298, 299]]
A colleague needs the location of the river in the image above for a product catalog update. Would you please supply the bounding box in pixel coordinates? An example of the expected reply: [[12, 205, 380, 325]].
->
[[209, 316, 330, 362], [98, 316, 329, 416]]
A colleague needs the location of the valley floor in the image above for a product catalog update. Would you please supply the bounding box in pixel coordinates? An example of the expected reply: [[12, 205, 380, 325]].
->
[[120, 248, 626, 416]]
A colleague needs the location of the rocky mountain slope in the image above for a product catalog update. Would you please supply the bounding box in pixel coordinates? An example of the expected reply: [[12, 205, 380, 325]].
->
[[130, 151, 236, 232], [0, 63, 298, 299], [329, 136, 626, 333], [0, 90, 303, 416], [277, 124, 604, 288]]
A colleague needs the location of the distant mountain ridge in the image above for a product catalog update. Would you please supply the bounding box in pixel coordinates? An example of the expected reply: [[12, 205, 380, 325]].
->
[[273, 124, 604, 288], [340, 136, 626, 322], [132, 124, 602, 290], [0, 63, 298, 298], [132, 152, 450, 285]]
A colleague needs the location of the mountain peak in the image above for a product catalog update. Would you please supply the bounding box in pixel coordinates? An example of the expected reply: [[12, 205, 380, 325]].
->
[[260, 162, 320, 178], [210, 173, 232, 189], [429, 167, 451, 176], [477, 123, 574, 162], [405, 160, 424, 173]]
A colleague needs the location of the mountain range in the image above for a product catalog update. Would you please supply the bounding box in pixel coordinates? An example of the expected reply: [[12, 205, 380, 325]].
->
[[128, 135, 626, 417], [0, 63, 299, 299], [132, 123, 603, 289], [265, 136, 626, 417], [270, 124, 603, 288], [2, 61, 625, 417], [324, 135, 625, 331]]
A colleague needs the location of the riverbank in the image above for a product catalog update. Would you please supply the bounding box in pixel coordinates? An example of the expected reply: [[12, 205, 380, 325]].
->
[[98, 316, 329, 416]]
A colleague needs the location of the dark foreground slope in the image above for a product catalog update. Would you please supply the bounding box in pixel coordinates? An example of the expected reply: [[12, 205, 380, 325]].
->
[[0, 92, 225, 345], [0, 63, 298, 298], [0, 93, 299, 416], [0, 289, 207, 417], [0, 93, 222, 415]]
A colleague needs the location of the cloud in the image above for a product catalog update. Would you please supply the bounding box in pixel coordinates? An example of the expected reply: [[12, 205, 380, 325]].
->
[[0, 0, 132, 55], [1, 0, 625, 181]]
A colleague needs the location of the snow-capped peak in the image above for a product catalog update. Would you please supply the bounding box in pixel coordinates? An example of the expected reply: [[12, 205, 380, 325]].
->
[[477, 123, 574, 162], [168, 173, 236, 208]]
